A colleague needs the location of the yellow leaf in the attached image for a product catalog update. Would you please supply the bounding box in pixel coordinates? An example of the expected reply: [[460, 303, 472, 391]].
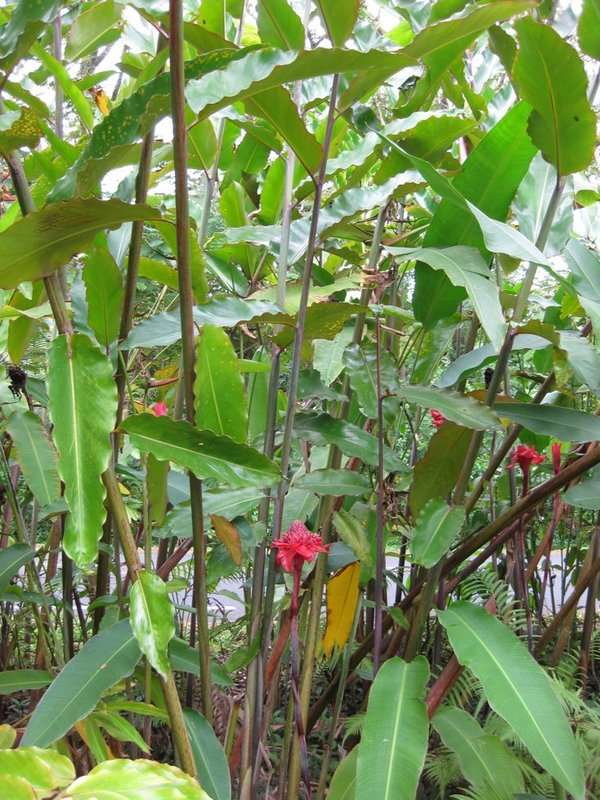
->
[[322, 561, 360, 658], [91, 87, 110, 116], [211, 514, 242, 565]]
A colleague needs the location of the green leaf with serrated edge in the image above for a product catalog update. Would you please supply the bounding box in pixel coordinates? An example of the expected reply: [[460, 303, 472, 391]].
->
[[395, 384, 501, 431], [494, 402, 600, 443], [0, 543, 34, 593], [412, 103, 536, 327], [6, 410, 60, 506], [0, 670, 52, 695], [257, 0, 304, 49], [0, 199, 161, 289], [83, 246, 124, 347], [578, 0, 600, 58], [294, 412, 405, 472], [411, 499, 465, 568], [409, 422, 472, 517], [48, 334, 117, 567], [438, 602, 584, 799], [121, 414, 279, 488], [185, 709, 231, 800], [294, 469, 370, 497], [0, 0, 61, 69], [195, 325, 247, 444], [513, 18, 596, 176], [62, 758, 211, 799], [357, 657, 429, 800], [129, 570, 175, 680], [22, 620, 141, 747]]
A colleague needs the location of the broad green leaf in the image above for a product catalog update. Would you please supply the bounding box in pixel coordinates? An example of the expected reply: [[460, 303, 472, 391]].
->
[[83, 247, 124, 347], [342, 342, 398, 418], [62, 758, 210, 799], [315, 0, 359, 46], [565, 239, 600, 304], [129, 571, 175, 680], [578, 0, 600, 58], [0, 669, 52, 694], [65, 1, 122, 61], [563, 469, 600, 510], [333, 509, 372, 573], [494, 402, 600, 443], [48, 334, 117, 566], [0, 106, 42, 152], [184, 709, 231, 800], [257, 0, 304, 49], [513, 18, 596, 175], [0, 724, 16, 748], [150, 220, 208, 304], [0, 0, 61, 69], [412, 103, 536, 326], [0, 747, 74, 795], [90, 710, 149, 754], [6, 410, 60, 506], [31, 45, 94, 130], [409, 422, 472, 516], [328, 748, 357, 800], [438, 601, 584, 799], [23, 620, 141, 747], [294, 412, 405, 472], [357, 657, 429, 800], [432, 706, 524, 798], [0, 199, 161, 289], [0, 543, 34, 593], [273, 302, 363, 349], [557, 331, 600, 395], [314, 325, 355, 386], [411, 499, 465, 568], [195, 325, 248, 443], [121, 413, 280, 488], [395, 384, 501, 431], [294, 468, 370, 497]]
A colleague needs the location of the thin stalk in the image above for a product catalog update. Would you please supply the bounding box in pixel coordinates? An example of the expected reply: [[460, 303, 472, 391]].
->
[[373, 315, 385, 674], [169, 0, 212, 722]]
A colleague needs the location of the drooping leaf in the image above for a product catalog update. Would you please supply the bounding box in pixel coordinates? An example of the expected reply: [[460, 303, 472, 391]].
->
[[0, 670, 52, 695], [129, 570, 175, 680], [0, 543, 34, 593], [257, 0, 304, 49], [22, 620, 141, 747], [0, 199, 161, 288], [394, 383, 501, 430], [293, 468, 370, 497], [83, 247, 124, 347], [494, 402, 600, 443], [121, 414, 280, 488], [48, 334, 117, 567], [356, 657, 429, 800], [438, 601, 584, 799], [513, 18, 596, 175], [6, 410, 60, 506], [411, 499, 465, 568], [211, 515, 242, 565], [315, 0, 360, 46], [322, 562, 360, 657], [195, 325, 247, 443], [184, 709, 231, 800]]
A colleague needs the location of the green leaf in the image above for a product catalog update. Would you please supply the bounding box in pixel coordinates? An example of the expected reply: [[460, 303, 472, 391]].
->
[[22, 620, 141, 747], [0, 199, 161, 289], [0, 106, 42, 152], [328, 748, 357, 800], [294, 468, 371, 497], [342, 342, 398, 418], [257, 0, 304, 49], [432, 706, 524, 798], [0, 669, 52, 694], [184, 709, 231, 800], [294, 412, 405, 472], [129, 571, 175, 680], [578, 0, 600, 58], [513, 18, 596, 175], [0, 543, 34, 593], [0, 747, 74, 795], [412, 103, 536, 326], [563, 469, 600, 510], [357, 657, 429, 800], [494, 402, 600, 443], [565, 239, 600, 304], [0, 724, 16, 748], [6, 410, 60, 506], [411, 499, 465, 568], [65, 1, 122, 61], [409, 422, 472, 516], [121, 413, 279, 488], [48, 334, 117, 566], [195, 325, 248, 443], [438, 601, 584, 799], [83, 246, 124, 347], [62, 758, 211, 799], [395, 384, 501, 431], [90, 710, 149, 754], [273, 302, 363, 349], [31, 45, 94, 131], [0, 0, 61, 69], [315, 0, 360, 46]]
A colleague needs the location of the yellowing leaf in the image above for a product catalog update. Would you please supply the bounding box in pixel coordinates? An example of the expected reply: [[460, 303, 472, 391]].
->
[[211, 514, 242, 566], [322, 561, 360, 657], [91, 87, 110, 116]]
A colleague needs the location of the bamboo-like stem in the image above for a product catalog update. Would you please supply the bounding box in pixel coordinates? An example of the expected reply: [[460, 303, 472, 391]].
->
[[373, 315, 386, 674], [169, 0, 212, 724]]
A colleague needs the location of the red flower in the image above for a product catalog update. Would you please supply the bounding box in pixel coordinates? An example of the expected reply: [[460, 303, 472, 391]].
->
[[430, 409, 446, 429], [551, 442, 561, 475], [272, 521, 328, 574], [152, 401, 168, 417], [508, 444, 545, 473]]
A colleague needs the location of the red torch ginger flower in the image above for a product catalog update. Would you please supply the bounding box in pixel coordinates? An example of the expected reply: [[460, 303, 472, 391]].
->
[[508, 444, 545, 473], [430, 409, 446, 429], [272, 520, 328, 574], [551, 442, 561, 475], [152, 401, 169, 417]]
